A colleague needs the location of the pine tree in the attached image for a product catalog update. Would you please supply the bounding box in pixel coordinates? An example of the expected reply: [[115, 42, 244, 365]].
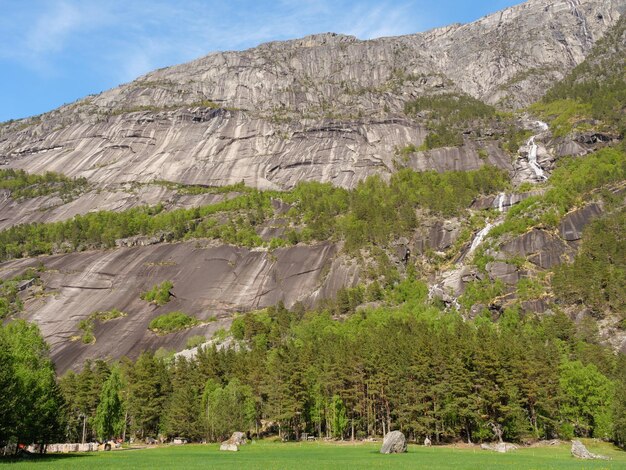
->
[[162, 358, 203, 440], [122, 352, 170, 439], [0, 329, 16, 446]]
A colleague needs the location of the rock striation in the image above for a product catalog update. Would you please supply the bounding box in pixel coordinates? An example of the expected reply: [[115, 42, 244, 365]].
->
[[0, 242, 357, 373]]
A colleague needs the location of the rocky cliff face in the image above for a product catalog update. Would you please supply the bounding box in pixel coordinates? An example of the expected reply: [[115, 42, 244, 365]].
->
[[0, 0, 623, 197], [0, 242, 357, 373]]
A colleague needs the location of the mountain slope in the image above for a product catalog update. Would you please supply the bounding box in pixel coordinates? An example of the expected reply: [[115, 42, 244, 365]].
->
[[0, 0, 623, 197], [0, 0, 624, 373]]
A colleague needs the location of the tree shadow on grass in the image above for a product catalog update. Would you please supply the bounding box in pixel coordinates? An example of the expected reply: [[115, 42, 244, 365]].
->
[[0, 453, 92, 465]]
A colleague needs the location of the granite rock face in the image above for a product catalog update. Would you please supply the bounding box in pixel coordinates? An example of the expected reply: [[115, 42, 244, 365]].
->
[[0, 0, 624, 371], [560, 203, 603, 241], [487, 262, 523, 285], [1, 0, 623, 195], [499, 229, 573, 269], [0, 242, 357, 373]]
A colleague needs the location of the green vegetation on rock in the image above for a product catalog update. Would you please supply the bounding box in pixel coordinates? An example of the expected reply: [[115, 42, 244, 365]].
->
[[533, 15, 626, 137], [404, 93, 496, 150], [553, 209, 625, 317], [77, 309, 127, 344], [0, 267, 42, 319], [286, 166, 509, 251], [0, 169, 88, 201], [489, 146, 625, 239], [149, 311, 199, 335], [0, 166, 508, 260], [185, 335, 208, 349], [141, 281, 174, 306]]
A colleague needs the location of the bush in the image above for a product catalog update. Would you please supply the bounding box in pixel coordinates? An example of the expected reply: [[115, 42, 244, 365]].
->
[[186, 335, 207, 349], [141, 281, 174, 306], [78, 319, 95, 344], [76, 308, 127, 344], [149, 311, 199, 335], [459, 279, 505, 311]]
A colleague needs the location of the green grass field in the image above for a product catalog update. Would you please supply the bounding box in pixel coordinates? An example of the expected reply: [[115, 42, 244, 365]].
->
[[2, 440, 625, 469]]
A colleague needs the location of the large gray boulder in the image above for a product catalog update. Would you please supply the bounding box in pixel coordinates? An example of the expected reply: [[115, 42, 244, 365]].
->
[[571, 440, 609, 460], [480, 442, 518, 453], [380, 431, 407, 454], [220, 431, 247, 451], [228, 432, 247, 446], [219, 442, 238, 452]]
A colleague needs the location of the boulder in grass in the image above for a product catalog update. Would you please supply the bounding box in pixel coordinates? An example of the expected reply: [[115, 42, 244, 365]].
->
[[380, 431, 407, 454], [219, 442, 239, 452], [571, 440, 609, 460], [229, 432, 247, 446], [220, 431, 247, 451], [480, 442, 518, 453]]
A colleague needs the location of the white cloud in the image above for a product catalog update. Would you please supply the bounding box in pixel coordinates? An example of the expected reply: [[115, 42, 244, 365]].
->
[[0, 0, 112, 73], [0, 0, 422, 83], [342, 1, 419, 39], [26, 1, 82, 54]]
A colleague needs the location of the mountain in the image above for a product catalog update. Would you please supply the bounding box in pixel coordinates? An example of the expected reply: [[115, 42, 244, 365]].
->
[[0, 0, 623, 193], [0, 0, 624, 373]]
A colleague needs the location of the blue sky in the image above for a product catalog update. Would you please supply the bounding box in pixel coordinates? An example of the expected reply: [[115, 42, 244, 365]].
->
[[0, 0, 520, 122]]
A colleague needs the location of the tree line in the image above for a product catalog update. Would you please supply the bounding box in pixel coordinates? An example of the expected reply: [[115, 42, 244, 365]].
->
[[0, 165, 508, 261], [13, 302, 620, 448]]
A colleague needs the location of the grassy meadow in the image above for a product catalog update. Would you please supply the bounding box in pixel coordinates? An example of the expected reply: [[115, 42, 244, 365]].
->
[[2, 440, 625, 470]]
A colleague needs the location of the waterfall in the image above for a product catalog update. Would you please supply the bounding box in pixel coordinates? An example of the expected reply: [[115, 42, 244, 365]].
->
[[527, 136, 547, 181], [568, 0, 591, 45], [468, 223, 493, 255], [494, 192, 506, 212]]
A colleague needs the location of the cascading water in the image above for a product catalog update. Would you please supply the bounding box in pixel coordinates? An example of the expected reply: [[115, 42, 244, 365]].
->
[[467, 220, 503, 255], [428, 218, 503, 307], [429, 118, 548, 310], [526, 120, 549, 181], [526, 136, 547, 180], [494, 192, 506, 212], [568, 0, 591, 45], [468, 223, 492, 254]]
